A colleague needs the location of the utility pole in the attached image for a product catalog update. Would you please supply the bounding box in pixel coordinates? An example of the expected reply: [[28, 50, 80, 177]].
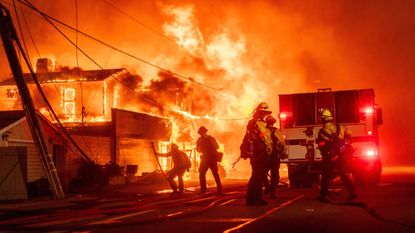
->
[[0, 4, 65, 199]]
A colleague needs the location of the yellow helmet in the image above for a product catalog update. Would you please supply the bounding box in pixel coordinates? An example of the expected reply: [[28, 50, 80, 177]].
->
[[320, 109, 333, 121], [255, 102, 272, 113]]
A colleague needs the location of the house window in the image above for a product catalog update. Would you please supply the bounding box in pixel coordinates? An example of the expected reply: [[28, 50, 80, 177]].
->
[[62, 87, 76, 118], [113, 86, 119, 108], [6, 89, 18, 99]]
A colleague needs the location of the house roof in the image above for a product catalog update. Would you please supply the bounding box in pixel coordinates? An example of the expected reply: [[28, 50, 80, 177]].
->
[[0, 68, 125, 86], [0, 110, 26, 130], [0, 110, 65, 144]]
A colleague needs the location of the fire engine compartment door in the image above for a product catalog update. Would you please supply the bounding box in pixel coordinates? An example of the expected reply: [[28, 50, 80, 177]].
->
[[315, 91, 334, 124]]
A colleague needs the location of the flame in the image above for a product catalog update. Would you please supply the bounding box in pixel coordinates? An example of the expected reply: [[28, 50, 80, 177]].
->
[[161, 4, 269, 126], [160, 4, 268, 178], [171, 107, 218, 120], [0, 3, 291, 179], [162, 5, 205, 56]]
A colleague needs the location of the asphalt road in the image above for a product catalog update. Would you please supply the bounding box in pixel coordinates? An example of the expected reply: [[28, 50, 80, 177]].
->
[[0, 166, 414, 233]]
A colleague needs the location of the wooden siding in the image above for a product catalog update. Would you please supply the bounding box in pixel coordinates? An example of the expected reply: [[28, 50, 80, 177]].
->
[[8, 142, 45, 182], [0, 147, 28, 200]]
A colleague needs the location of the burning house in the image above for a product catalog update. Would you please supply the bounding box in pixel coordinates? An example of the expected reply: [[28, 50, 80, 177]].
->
[[0, 58, 128, 122], [0, 59, 174, 196]]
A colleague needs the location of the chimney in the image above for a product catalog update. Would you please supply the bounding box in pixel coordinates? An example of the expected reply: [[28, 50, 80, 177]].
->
[[36, 58, 55, 73]]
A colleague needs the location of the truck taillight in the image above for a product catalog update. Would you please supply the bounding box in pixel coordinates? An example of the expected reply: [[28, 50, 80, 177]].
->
[[366, 149, 376, 157], [364, 107, 374, 115]]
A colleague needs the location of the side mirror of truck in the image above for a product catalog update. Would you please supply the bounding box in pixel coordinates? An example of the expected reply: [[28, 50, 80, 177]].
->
[[376, 108, 383, 125]]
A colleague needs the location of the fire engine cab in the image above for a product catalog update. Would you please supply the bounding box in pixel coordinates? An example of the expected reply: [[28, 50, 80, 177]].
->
[[279, 88, 383, 187]]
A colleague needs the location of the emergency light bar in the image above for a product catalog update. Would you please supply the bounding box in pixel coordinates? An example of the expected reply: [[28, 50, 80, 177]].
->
[[278, 112, 292, 121]]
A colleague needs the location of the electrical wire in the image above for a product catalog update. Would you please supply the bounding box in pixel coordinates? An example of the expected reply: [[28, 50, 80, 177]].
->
[[100, 0, 177, 45], [18, 0, 222, 91], [11, 0, 29, 64], [13, 1, 172, 119], [12, 0, 60, 102], [8, 5, 190, 120], [15, 0, 253, 121], [12, 33, 92, 162], [17, 0, 38, 56], [74, 0, 84, 125], [16, 0, 63, 97], [73, 0, 97, 157], [5, 0, 257, 111], [7, 0, 93, 161], [13, 0, 94, 158]]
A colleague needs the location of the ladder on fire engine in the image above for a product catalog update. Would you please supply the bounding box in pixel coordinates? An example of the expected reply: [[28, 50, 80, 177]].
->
[[0, 4, 65, 199]]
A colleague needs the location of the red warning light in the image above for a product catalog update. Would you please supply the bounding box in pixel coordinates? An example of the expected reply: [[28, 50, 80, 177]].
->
[[368, 130, 373, 135], [366, 149, 376, 157], [364, 107, 374, 115], [279, 112, 287, 121], [279, 112, 291, 121]]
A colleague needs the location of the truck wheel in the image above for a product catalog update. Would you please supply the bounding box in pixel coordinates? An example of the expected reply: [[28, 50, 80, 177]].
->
[[288, 165, 302, 188]]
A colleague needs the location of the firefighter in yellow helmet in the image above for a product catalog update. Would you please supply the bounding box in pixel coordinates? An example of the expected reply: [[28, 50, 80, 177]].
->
[[263, 114, 287, 198], [316, 109, 356, 202], [240, 102, 273, 205]]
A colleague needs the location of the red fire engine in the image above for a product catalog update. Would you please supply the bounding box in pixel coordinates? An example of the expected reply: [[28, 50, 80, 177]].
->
[[279, 88, 383, 187]]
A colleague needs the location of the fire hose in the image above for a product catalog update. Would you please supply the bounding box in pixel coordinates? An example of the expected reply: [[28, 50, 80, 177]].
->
[[150, 141, 170, 182], [0, 191, 246, 232]]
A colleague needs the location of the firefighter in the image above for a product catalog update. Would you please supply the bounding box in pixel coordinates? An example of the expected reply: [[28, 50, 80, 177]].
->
[[241, 102, 273, 205], [158, 143, 191, 194], [263, 114, 287, 198], [316, 109, 357, 202], [196, 126, 222, 195]]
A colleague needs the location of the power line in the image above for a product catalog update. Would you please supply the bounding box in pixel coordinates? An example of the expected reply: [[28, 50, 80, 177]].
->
[[4, 1, 93, 161], [100, 0, 177, 45], [15, 0, 263, 107], [16, 0, 214, 110], [17, 0, 39, 56], [14, 32, 92, 162], [12, 0, 60, 101], [17, 0, 173, 114], [11, 0, 30, 64], [74, 0, 84, 124], [18, 0, 222, 91], [14, 0, 253, 121]]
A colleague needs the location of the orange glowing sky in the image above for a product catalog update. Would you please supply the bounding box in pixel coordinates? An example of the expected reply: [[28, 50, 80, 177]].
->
[[0, 0, 415, 165]]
